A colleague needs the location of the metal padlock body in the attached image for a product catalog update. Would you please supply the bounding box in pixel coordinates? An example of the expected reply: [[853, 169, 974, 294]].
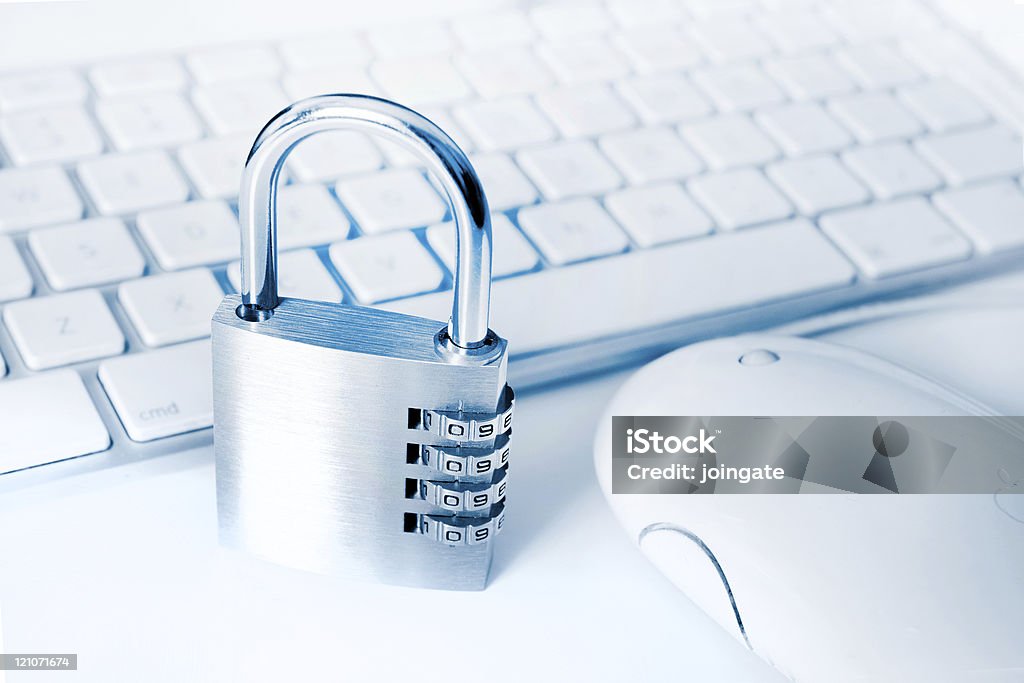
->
[[213, 300, 507, 589], [213, 96, 512, 590]]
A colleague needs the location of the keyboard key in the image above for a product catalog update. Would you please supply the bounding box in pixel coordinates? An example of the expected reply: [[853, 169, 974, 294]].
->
[[467, 153, 538, 210], [98, 340, 213, 442], [690, 20, 775, 62], [177, 134, 252, 199], [454, 98, 557, 152], [689, 169, 793, 230], [28, 218, 146, 290], [370, 108, 474, 172], [192, 80, 289, 136], [288, 131, 383, 182], [933, 181, 1024, 253], [680, 115, 780, 170], [119, 269, 224, 347], [763, 54, 857, 100], [756, 11, 840, 52], [95, 93, 204, 151], [281, 66, 379, 101], [599, 128, 703, 183], [903, 32, 1024, 128], [820, 198, 972, 278], [366, 21, 453, 58], [531, 3, 612, 37], [0, 235, 33, 301], [616, 75, 713, 124], [0, 107, 104, 165], [681, 0, 759, 21], [536, 37, 630, 84], [279, 34, 370, 69], [766, 156, 870, 214], [136, 200, 239, 270], [518, 198, 629, 265], [613, 27, 702, 72], [384, 219, 856, 355], [913, 125, 1023, 186], [897, 81, 989, 132], [535, 84, 636, 138], [329, 231, 443, 303], [822, 0, 937, 42], [0, 371, 110, 474], [607, 0, 684, 26], [0, 69, 87, 112], [456, 48, 554, 99], [371, 107, 474, 169], [827, 92, 924, 143], [371, 57, 471, 105], [227, 249, 342, 302], [89, 58, 189, 96], [186, 45, 281, 83], [368, 146, 417, 173], [78, 151, 190, 215], [0, 166, 83, 232], [692, 64, 786, 112], [516, 141, 622, 200], [427, 214, 539, 277], [3, 289, 125, 370], [451, 10, 536, 49], [605, 183, 714, 247], [754, 103, 853, 155], [836, 44, 922, 89], [841, 143, 942, 199], [900, 28, 990, 78], [277, 184, 352, 247], [760, 0, 817, 10], [336, 169, 444, 233]]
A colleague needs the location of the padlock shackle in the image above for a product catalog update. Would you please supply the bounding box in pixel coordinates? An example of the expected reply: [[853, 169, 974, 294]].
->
[[238, 94, 492, 349]]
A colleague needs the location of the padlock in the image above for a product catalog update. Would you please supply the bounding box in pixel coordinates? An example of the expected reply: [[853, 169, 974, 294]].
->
[[211, 95, 513, 590]]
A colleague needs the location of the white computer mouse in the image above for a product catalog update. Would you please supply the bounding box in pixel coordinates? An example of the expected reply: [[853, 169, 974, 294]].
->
[[594, 333, 1024, 683], [816, 302, 1024, 416]]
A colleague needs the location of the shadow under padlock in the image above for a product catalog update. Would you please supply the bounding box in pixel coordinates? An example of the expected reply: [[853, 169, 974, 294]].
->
[[211, 95, 514, 591]]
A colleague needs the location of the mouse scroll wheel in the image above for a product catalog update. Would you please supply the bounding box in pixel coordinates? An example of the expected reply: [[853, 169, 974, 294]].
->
[[738, 349, 780, 366]]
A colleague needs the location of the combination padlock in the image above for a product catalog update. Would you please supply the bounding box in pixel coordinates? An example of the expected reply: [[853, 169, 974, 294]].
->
[[212, 95, 513, 590]]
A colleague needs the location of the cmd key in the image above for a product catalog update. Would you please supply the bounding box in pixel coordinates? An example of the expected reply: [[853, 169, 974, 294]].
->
[[98, 340, 213, 442]]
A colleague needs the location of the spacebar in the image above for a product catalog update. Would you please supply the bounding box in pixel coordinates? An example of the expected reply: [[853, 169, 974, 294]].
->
[[382, 220, 857, 354]]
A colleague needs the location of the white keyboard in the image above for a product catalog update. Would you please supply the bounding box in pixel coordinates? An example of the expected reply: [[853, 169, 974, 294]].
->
[[1, 0, 1023, 482]]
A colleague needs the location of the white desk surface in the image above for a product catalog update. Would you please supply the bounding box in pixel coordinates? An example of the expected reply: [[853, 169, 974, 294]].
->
[[0, 371, 782, 683]]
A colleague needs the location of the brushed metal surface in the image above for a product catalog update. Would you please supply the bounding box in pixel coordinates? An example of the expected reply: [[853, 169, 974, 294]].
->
[[213, 296, 509, 590]]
